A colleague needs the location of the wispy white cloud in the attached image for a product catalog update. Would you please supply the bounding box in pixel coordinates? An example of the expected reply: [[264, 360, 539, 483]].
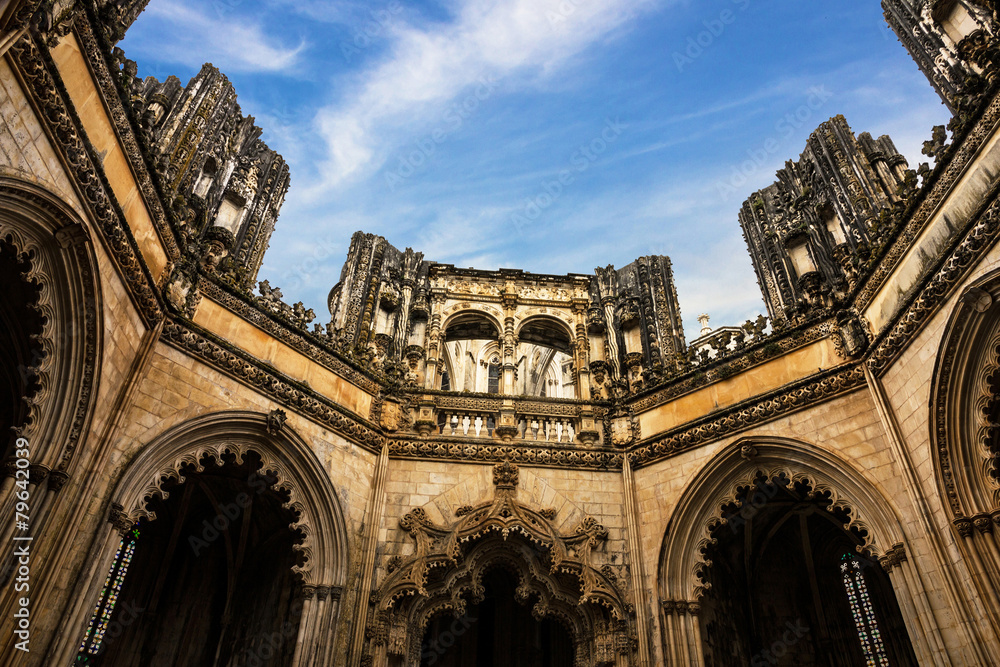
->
[[308, 0, 663, 192], [133, 0, 306, 73]]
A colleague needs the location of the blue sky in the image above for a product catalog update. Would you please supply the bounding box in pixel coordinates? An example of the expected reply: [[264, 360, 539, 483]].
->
[[121, 0, 950, 338]]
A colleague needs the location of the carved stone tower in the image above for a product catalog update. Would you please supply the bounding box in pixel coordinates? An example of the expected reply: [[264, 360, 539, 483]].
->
[[325, 232, 686, 446], [128, 63, 290, 290], [883, 0, 1000, 113], [739, 115, 909, 325]]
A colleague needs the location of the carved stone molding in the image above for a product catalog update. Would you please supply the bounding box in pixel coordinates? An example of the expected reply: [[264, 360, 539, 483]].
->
[[72, 17, 181, 261], [878, 543, 908, 573], [9, 33, 163, 324], [630, 365, 865, 468], [199, 278, 380, 394], [629, 318, 835, 414], [161, 321, 385, 454], [387, 437, 622, 470], [856, 89, 1000, 314], [868, 191, 1000, 375]]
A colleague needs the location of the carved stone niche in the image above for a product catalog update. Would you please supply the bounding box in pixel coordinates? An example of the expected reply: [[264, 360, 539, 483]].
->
[[365, 462, 636, 666]]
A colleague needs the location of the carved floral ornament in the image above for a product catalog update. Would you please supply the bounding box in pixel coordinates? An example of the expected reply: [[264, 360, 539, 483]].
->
[[367, 461, 636, 665]]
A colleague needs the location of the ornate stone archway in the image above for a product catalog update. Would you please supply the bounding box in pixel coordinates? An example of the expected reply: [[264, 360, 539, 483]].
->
[[931, 269, 1000, 649], [366, 461, 636, 666], [932, 269, 1000, 517], [657, 437, 936, 666], [0, 175, 101, 487], [54, 410, 349, 667], [0, 176, 102, 659]]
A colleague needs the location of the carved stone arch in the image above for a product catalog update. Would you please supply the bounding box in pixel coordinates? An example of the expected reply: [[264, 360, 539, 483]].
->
[[526, 345, 559, 396], [403, 536, 604, 664], [0, 175, 101, 473], [369, 462, 635, 666], [516, 313, 576, 355], [658, 436, 906, 604], [108, 410, 349, 586], [930, 269, 1000, 517], [441, 308, 504, 341]]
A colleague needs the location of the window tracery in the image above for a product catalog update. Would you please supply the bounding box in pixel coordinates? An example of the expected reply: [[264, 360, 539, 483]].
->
[[76, 521, 141, 661], [841, 553, 890, 667]]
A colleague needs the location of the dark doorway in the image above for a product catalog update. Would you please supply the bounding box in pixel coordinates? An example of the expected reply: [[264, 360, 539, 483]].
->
[[698, 476, 918, 667], [77, 452, 304, 666], [0, 239, 44, 460], [420, 569, 574, 667]]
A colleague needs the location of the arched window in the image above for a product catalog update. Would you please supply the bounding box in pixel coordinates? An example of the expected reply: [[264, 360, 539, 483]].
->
[[841, 553, 890, 667], [440, 369, 450, 391], [77, 521, 142, 661], [487, 356, 501, 394]]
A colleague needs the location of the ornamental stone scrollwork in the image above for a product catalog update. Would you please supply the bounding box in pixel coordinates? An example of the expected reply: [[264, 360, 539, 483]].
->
[[367, 461, 636, 666], [492, 460, 518, 489]]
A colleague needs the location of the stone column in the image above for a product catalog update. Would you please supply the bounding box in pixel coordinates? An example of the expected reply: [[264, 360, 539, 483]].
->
[[879, 543, 941, 666], [496, 285, 519, 441], [291, 585, 318, 666], [602, 297, 622, 382], [423, 292, 446, 389], [660, 600, 703, 666], [622, 455, 651, 666], [43, 504, 135, 666], [348, 444, 391, 665], [863, 365, 990, 661]]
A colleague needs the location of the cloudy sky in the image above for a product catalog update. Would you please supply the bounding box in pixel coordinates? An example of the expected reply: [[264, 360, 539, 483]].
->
[[121, 0, 950, 338]]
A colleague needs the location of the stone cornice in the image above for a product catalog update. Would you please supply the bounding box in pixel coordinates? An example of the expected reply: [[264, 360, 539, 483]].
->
[[199, 278, 382, 395], [855, 89, 1000, 313], [628, 365, 867, 468], [867, 179, 1000, 375], [72, 12, 181, 261], [629, 317, 836, 414], [160, 319, 386, 454], [387, 436, 622, 470], [9, 29, 163, 325]]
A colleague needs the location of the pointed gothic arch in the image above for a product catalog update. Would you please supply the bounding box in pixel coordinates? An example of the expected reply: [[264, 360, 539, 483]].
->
[[67, 410, 349, 667], [657, 437, 932, 665], [0, 176, 102, 649], [930, 268, 1000, 647], [931, 268, 1000, 517], [0, 174, 101, 480]]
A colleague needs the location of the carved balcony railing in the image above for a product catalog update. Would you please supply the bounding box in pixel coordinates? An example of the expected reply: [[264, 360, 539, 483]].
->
[[413, 394, 604, 446]]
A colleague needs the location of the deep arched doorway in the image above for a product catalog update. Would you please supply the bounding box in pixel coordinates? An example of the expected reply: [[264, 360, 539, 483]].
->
[[698, 475, 918, 666], [0, 238, 44, 459], [420, 568, 574, 667], [76, 451, 305, 666]]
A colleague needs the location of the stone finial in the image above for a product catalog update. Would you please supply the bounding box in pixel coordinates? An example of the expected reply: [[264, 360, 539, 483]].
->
[[493, 460, 519, 489], [698, 313, 711, 335]]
